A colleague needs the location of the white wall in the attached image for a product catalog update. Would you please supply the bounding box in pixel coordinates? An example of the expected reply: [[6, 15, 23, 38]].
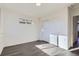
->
[[40, 7, 69, 49], [1, 8, 39, 47], [0, 8, 5, 54]]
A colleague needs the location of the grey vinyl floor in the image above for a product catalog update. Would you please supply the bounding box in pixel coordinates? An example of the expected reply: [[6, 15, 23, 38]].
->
[[1, 40, 79, 56]]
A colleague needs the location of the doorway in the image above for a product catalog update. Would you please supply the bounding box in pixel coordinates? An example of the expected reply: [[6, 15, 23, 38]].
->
[[73, 16, 79, 48]]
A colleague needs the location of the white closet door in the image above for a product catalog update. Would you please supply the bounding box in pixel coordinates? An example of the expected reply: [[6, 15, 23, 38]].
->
[[49, 34, 57, 46], [58, 35, 68, 50]]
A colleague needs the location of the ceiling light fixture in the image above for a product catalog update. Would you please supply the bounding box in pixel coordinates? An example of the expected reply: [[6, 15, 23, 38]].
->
[[36, 3, 41, 6]]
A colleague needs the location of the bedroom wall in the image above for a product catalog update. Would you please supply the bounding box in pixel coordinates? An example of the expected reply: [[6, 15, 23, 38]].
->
[[40, 7, 69, 49], [40, 7, 68, 40], [1, 8, 39, 47], [0, 8, 5, 54]]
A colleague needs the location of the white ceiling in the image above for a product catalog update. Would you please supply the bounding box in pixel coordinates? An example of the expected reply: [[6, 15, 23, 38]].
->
[[0, 3, 72, 18]]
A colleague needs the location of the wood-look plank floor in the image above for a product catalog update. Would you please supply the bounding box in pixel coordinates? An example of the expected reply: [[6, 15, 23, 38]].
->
[[1, 40, 79, 56], [1, 40, 49, 56]]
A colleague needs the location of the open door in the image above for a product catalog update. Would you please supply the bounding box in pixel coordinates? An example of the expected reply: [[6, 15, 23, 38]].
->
[[73, 16, 79, 48]]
